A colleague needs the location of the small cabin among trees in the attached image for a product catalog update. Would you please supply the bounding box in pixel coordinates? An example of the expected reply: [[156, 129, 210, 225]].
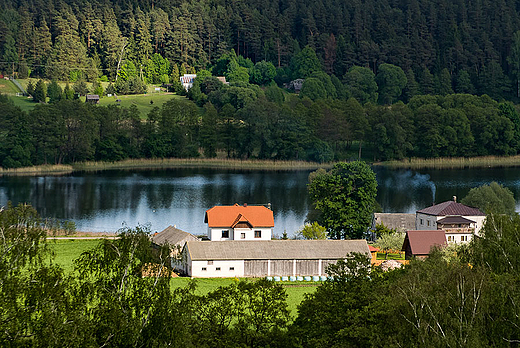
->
[[85, 94, 100, 104]]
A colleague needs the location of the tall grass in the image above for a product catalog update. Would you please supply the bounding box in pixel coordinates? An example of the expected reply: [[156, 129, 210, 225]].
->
[[376, 155, 520, 169], [0, 164, 73, 176], [0, 158, 330, 177], [71, 158, 329, 172]]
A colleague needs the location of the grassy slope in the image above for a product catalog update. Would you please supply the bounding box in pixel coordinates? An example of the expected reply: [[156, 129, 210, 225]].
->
[[98, 93, 183, 118], [50, 238, 317, 317], [12, 78, 181, 117]]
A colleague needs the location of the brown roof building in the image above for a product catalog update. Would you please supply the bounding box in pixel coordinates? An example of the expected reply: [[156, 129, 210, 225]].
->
[[402, 230, 447, 260], [417, 200, 484, 216]]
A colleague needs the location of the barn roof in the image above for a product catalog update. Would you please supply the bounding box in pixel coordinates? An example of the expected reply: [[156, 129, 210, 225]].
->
[[152, 226, 199, 246], [205, 204, 274, 228], [402, 230, 447, 256], [185, 240, 370, 261], [417, 201, 484, 216]]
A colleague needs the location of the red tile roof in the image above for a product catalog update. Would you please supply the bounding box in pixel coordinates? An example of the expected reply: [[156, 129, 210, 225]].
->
[[417, 201, 484, 216], [205, 204, 274, 228], [368, 245, 380, 252], [402, 230, 447, 256]]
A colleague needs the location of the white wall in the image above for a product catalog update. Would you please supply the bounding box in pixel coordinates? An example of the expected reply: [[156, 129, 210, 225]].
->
[[208, 227, 272, 241], [445, 233, 473, 244], [190, 260, 244, 278], [415, 213, 486, 234]]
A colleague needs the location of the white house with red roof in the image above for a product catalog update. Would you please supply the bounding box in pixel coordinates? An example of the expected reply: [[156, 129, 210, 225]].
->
[[415, 197, 486, 243], [204, 203, 274, 241]]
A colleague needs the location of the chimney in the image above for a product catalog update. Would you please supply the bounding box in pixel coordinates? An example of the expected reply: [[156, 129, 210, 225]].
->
[[243, 203, 247, 207], [453, 196, 457, 202], [267, 202, 271, 210]]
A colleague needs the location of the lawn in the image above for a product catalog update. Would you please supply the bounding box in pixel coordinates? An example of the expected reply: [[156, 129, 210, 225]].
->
[[0, 79, 20, 94], [98, 92, 183, 118], [376, 252, 405, 260], [48, 238, 103, 273], [12, 78, 182, 117], [49, 238, 317, 317]]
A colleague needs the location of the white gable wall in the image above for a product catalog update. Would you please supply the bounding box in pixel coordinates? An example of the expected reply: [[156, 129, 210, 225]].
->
[[208, 227, 272, 241], [191, 260, 244, 278]]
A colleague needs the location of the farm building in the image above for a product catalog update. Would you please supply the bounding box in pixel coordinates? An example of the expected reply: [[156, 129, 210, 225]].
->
[[372, 213, 415, 232], [151, 225, 199, 248], [415, 196, 485, 235], [402, 230, 447, 260], [181, 239, 370, 278], [204, 203, 274, 241]]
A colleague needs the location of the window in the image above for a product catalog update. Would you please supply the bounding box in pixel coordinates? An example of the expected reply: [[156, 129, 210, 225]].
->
[[241, 232, 246, 239], [447, 236, 453, 242], [229, 267, 235, 271], [222, 230, 229, 238], [420, 218, 423, 225], [216, 267, 221, 271], [461, 236, 468, 242], [254, 230, 261, 238], [427, 220, 430, 227], [208, 260, 213, 265], [202, 267, 207, 271]]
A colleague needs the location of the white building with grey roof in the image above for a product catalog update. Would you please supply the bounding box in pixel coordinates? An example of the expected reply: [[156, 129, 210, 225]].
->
[[181, 239, 371, 278]]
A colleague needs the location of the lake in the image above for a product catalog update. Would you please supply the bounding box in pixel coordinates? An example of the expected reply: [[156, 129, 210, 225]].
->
[[0, 166, 519, 237]]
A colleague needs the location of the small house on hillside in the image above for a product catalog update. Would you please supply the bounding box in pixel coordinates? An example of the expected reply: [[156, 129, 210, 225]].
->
[[85, 94, 100, 104], [416, 197, 485, 235], [402, 230, 447, 260], [204, 203, 274, 241], [181, 239, 371, 278], [180, 74, 196, 90]]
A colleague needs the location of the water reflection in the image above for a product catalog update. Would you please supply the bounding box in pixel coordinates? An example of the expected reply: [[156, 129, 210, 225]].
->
[[0, 166, 519, 237]]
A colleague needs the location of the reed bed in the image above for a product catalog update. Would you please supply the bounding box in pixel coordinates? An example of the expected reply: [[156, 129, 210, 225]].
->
[[0, 158, 330, 176], [376, 155, 520, 169], [0, 164, 73, 176]]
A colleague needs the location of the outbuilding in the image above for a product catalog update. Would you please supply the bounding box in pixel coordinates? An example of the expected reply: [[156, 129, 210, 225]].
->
[[181, 239, 370, 278]]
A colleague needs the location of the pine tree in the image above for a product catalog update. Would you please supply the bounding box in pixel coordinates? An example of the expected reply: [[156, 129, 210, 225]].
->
[[33, 79, 47, 103]]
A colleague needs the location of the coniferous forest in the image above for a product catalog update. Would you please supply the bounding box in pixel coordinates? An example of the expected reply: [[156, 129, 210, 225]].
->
[[2, 0, 520, 167]]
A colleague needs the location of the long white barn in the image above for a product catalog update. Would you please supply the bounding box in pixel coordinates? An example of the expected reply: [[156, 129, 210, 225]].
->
[[181, 239, 371, 278]]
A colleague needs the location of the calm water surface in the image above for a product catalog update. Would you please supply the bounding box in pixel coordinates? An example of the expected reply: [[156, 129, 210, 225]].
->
[[1, 166, 519, 236]]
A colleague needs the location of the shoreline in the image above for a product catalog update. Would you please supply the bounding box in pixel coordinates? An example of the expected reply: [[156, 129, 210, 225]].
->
[[0, 158, 331, 176], [374, 155, 520, 169], [3, 155, 520, 176]]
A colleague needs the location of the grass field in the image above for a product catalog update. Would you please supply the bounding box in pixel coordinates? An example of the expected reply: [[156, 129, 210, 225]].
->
[[98, 93, 182, 118], [11, 79, 181, 116], [0, 79, 20, 94], [49, 238, 317, 317]]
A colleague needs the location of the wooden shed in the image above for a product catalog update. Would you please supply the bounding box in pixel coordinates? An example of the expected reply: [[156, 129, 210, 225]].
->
[[85, 94, 100, 104]]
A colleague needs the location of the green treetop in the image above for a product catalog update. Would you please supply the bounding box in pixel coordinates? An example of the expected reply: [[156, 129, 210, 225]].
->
[[307, 161, 377, 239]]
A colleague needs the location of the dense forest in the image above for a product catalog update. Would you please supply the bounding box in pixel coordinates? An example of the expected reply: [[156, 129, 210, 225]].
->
[[3, 0, 520, 167], [2, 0, 520, 100], [2, 202, 520, 347], [2, 91, 520, 168]]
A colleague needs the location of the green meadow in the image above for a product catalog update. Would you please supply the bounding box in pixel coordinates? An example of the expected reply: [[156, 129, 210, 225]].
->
[[97, 92, 183, 117], [9, 78, 182, 117], [49, 238, 318, 317]]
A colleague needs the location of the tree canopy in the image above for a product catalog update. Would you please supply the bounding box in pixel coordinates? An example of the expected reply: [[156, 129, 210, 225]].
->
[[461, 182, 516, 215], [307, 161, 377, 239]]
